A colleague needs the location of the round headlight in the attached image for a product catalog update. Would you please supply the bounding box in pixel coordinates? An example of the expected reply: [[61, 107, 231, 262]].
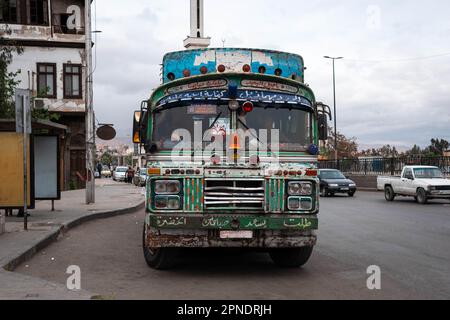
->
[[288, 182, 301, 195], [167, 197, 180, 210], [154, 181, 167, 194], [166, 181, 180, 194], [301, 183, 312, 195], [155, 196, 168, 209]]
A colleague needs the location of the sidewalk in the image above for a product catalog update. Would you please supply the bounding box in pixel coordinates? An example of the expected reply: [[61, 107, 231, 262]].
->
[[0, 179, 145, 300]]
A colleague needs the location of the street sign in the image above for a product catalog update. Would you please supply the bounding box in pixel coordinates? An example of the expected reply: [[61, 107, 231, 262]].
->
[[15, 89, 31, 134], [97, 124, 116, 140]]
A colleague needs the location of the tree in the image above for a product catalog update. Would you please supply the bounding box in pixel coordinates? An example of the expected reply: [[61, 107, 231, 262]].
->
[[124, 154, 133, 166], [322, 127, 358, 159], [0, 26, 23, 119], [403, 139, 449, 157], [404, 144, 422, 157], [428, 138, 449, 156], [360, 144, 399, 158], [100, 151, 113, 165]]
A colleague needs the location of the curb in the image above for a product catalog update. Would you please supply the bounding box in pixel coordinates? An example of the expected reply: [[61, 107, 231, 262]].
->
[[2, 201, 145, 272]]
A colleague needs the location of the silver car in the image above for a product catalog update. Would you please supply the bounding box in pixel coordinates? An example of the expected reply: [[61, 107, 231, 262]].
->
[[113, 166, 128, 182]]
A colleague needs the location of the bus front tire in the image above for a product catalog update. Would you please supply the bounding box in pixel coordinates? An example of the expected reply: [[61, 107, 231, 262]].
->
[[142, 226, 178, 270], [269, 246, 313, 268]]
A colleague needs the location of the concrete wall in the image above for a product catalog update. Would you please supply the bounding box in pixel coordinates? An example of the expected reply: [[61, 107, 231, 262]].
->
[[9, 46, 86, 113], [346, 174, 378, 190]]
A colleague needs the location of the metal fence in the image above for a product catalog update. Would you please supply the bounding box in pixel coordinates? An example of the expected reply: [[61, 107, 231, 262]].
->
[[319, 157, 450, 176]]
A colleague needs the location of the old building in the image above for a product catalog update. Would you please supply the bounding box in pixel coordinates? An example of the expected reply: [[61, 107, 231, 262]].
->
[[0, 0, 89, 190]]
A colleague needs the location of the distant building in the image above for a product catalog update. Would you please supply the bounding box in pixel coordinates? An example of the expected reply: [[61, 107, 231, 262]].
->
[[444, 150, 450, 157], [1, 0, 89, 190]]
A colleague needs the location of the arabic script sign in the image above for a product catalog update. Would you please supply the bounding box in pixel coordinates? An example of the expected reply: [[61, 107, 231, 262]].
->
[[158, 89, 312, 108]]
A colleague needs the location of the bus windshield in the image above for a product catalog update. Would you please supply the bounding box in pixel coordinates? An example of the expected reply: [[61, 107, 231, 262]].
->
[[153, 104, 230, 151], [153, 104, 312, 152], [238, 107, 312, 151]]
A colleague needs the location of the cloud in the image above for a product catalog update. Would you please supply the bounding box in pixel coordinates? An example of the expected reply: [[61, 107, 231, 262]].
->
[[93, 0, 450, 146]]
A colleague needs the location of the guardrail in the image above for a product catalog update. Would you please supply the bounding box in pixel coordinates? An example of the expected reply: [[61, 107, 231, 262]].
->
[[319, 157, 450, 176]]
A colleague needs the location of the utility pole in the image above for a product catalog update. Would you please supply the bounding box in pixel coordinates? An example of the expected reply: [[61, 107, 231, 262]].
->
[[324, 56, 343, 161], [85, 0, 95, 204]]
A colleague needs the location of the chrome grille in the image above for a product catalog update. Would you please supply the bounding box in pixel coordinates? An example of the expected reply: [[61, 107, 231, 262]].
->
[[204, 178, 265, 210]]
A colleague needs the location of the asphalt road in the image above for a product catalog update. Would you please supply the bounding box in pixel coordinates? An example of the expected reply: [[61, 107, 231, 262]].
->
[[15, 192, 450, 300]]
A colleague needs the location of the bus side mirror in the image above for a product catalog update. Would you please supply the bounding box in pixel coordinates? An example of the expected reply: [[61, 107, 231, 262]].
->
[[318, 114, 328, 141], [132, 111, 142, 143]]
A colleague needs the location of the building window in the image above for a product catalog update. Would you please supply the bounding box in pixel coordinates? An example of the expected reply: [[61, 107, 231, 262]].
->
[[29, 0, 48, 25], [0, 0, 18, 23], [63, 64, 82, 99], [37, 63, 57, 98]]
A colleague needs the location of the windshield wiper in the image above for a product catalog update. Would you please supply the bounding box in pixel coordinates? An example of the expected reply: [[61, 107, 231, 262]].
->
[[208, 112, 223, 131], [237, 118, 272, 153]]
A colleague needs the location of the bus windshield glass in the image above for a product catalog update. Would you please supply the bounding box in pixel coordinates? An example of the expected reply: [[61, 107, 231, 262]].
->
[[238, 107, 312, 151], [153, 104, 230, 151]]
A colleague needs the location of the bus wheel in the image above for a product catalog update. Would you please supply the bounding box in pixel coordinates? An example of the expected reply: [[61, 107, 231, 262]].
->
[[142, 225, 178, 270], [269, 246, 313, 268]]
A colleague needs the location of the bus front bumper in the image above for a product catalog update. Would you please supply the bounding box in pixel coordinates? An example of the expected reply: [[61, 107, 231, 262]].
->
[[145, 214, 318, 248]]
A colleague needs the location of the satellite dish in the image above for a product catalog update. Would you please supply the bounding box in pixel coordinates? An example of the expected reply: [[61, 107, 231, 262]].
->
[[96, 125, 116, 141]]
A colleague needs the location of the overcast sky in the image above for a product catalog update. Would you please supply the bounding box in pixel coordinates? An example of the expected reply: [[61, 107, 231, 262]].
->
[[93, 0, 450, 149]]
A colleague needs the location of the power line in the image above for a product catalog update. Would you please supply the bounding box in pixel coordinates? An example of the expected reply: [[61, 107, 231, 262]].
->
[[344, 51, 450, 63]]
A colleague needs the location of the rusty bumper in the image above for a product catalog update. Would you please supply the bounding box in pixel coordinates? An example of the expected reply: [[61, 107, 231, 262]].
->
[[145, 214, 318, 248], [146, 229, 317, 248]]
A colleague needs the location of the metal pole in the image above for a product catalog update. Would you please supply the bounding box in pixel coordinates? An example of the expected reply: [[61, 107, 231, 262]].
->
[[332, 59, 338, 161], [85, 0, 95, 204], [324, 56, 342, 162], [22, 95, 28, 230]]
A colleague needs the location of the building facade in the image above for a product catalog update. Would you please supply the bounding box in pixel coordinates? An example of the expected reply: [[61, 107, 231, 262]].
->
[[1, 0, 88, 190]]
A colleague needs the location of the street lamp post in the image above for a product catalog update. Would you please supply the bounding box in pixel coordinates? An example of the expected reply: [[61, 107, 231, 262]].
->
[[85, 0, 95, 204], [324, 56, 343, 163]]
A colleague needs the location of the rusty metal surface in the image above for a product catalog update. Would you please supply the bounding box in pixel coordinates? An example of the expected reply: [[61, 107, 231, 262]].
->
[[146, 228, 316, 248]]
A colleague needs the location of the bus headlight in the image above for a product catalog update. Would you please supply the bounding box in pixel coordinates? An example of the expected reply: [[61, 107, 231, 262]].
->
[[154, 180, 181, 194], [288, 197, 313, 211], [155, 195, 181, 210], [288, 181, 313, 195]]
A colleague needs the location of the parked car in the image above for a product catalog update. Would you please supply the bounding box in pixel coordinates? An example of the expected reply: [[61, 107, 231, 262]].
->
[[101, 165, 112, 178], [113, 166, 128, 182], [318, 169, 357, 197], [377, 166, 450, 204], [133, 169, 147, 187]]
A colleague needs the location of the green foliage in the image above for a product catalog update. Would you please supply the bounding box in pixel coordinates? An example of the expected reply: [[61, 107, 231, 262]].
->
[[124, 154, 133, 166], [31, 108, 61, 122], [100, 151, 113, 165], [360, 145, 399, 158], [0, 26, 23, 119], [322, 126, 358, 160], [361, 139, 449, 158]]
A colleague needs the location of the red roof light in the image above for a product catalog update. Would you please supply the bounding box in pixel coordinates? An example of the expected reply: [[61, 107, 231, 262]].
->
[[183, 69, 191, 77], [242, 101, 254, 113], [242, 64, 251, 72]]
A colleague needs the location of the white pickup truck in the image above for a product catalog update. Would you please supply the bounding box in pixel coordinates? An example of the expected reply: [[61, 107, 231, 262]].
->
[[377, 166, 450, 204]]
